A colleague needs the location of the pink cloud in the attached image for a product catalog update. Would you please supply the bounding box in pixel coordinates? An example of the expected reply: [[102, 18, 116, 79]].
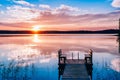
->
[[55, 4, 79, 12], [30, 10, 119, 30], [0, 22, 33, 30], [0, 4, 119, 30], [39, 4, 50, 10], [0, 5, 39, 23]]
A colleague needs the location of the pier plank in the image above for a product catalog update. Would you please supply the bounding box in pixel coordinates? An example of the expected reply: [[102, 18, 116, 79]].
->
[[62, 59, 90, 80]]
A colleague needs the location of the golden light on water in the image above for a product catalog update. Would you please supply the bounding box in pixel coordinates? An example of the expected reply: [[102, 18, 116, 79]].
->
[[33, 34, 40, 42], [32, 25, 41, 42]]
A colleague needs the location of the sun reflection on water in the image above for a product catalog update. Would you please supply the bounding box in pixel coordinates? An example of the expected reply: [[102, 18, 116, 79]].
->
[[33, 34, 41, 43]]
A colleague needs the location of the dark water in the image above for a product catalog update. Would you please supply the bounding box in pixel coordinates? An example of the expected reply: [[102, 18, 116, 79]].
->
[[0, 34, 120, 80]]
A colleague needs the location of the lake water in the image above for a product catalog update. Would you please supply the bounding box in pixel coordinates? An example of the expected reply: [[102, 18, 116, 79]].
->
[[0, 34, 120, 80]]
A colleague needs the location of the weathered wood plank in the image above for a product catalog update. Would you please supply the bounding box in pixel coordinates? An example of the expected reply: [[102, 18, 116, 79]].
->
[[66, 59, 85, 64], [62, 59, 90, 80]]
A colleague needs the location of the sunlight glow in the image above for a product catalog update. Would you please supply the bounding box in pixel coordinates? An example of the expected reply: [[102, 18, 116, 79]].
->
[[32, 25, 41, 32]]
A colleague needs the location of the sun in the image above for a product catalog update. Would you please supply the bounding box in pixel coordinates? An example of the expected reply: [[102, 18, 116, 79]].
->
[[32, 25, 41, 32]]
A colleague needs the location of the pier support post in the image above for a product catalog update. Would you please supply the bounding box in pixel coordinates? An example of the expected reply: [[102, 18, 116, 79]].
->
[[78, 52, 79, 60], [89, 49, 93, 64], [58, 49, 66, 79], [84, 49, 93, 80], [118, 18, 120, 53], [58, 49, 62, 64], [72, 53, 73, 60]]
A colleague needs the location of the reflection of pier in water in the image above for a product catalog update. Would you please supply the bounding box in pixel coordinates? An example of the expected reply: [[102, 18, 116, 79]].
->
[[118, 19, 120, 53], [58, 49, 93, 80], [118, 35, 120, 53]]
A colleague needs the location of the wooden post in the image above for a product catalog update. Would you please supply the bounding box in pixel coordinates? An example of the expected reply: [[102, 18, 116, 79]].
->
[[72, 53, 73, 60], [64, 57, 66, 64], [119, 18, 120, 36], [78, 52, 79, 60], [89, 49, 93, 64], [89, 49, 93, 57], [58, 49, 62, 64], [118, 18, 120, 53]]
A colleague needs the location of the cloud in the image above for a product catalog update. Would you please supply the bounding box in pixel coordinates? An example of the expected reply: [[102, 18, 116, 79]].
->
[[0, 5, 39, 23], [33, 10, 120, 30], [38, 4, 80, 15], [53, 4, 80, 15], [39, 4, 80, 16], [0, 21, 36, 30], [39, 4, 50, 9], [111, 0, 120, 8], [0, 4, 82, 24], [0, 4, 120, 30], [13, 0, 35, 7], [0, 22, 29, 28], [56, 4, 79, 12]]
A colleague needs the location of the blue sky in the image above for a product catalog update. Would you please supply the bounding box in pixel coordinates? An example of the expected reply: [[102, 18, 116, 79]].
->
[[38, 0, 114, 13], [0, 0, 116, 14], [0, 0, 120, 30]]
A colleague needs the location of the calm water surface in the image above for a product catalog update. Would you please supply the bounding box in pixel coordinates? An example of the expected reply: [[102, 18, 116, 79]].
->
[[0, 34, 120, 80]]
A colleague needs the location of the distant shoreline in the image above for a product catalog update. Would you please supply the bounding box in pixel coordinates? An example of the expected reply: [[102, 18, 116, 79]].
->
[[0, 29, 119, 34]]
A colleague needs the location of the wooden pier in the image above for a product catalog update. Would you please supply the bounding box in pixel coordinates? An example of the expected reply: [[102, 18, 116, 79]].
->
[[58, 49, 93, 80]]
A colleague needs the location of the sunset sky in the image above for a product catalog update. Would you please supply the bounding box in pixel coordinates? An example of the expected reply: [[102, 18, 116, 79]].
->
[[0, 0, 120, 31]]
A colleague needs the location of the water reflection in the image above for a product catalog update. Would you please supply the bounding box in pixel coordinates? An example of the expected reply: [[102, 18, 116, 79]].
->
[[0, 57, 35, 80], [33, 34, 40, 43], [93, 52, 120, 80], [0, 34, 120, 80], [111, 58, 120, 72], [118, 35, 120, 53]]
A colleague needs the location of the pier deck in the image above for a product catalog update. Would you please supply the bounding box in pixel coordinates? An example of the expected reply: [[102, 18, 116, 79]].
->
[[62, 59, 90, 80], [58, 49, 93, 80]]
